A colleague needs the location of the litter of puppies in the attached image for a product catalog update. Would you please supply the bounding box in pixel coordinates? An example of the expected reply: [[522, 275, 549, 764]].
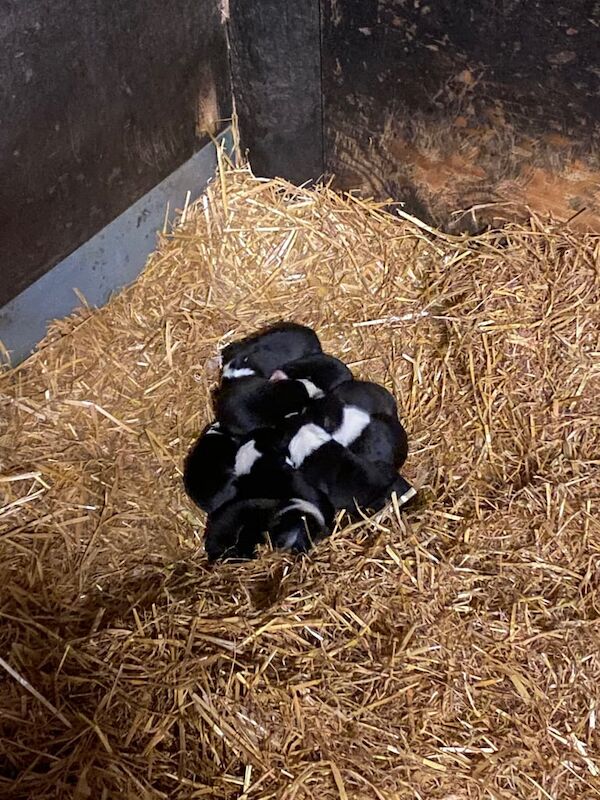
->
[[184, 321, 415, 561]]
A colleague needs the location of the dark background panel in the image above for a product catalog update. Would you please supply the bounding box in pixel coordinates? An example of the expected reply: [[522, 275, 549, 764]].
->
[[0, 0, 231, 306], [228, 0, 323, 186], [322, 0, 600, 232]]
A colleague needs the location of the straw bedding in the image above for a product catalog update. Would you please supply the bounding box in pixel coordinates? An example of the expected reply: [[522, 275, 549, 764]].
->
[[1, 161, 599, 799]]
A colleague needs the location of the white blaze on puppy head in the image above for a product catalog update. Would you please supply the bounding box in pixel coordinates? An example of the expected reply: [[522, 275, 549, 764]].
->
[[288, 423, 331, 468], [234, 440, 261, 476], [332, 405, 370, 447], [222, 361, 256, 379]]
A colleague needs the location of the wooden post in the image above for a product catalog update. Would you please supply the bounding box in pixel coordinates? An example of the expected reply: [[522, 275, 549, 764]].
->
[[228, 0, 323, 185]]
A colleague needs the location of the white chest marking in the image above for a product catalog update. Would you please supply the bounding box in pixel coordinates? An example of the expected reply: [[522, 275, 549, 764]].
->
[[222, 362, 256, 379], [278, 497, 325, 528], [234, 440, 261, 475], [298, 378, 324, 399], [206, 422, 223, 435], [288, 423, 331, 467], [332, 405, 370, 447]]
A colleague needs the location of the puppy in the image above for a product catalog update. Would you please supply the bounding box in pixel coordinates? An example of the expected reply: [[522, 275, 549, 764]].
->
[[268, 495, 334, 554], [286, 420, 397, 513], [308, 394, 409, 470], [183, 423, 239, 513], [221, 322, 322, 379], [214, 376, 311, 436], [205, 465, 333, 561], [204, 498, 279, 562]]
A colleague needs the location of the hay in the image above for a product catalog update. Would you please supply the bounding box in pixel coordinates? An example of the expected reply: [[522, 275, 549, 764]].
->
[[1, 158, 599, 800]]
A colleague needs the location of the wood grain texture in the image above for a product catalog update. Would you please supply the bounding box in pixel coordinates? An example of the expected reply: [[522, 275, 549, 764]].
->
[[0, 0, 231, 306], [228, 0, 323, 185], [322, 0, 600, 232]]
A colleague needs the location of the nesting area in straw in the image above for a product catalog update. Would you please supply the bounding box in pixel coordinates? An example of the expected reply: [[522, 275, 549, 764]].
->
[[1, 160, 599, 800]]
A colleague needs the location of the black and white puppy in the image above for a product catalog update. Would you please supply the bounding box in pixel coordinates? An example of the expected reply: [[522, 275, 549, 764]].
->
[[285, 399, 413, 513], [204, 464, 334, 562], [221, 322, 322, 380], [268, 495, 334, 554], [204, 497, 279, 562], [214, 376, 312, 436], [311, 396, 408, 470], [204, 493, 333, 562], [202, 424, 334, 561], [183, 422, 239, 513], [285, 421, 396, 513], [270, 352, 353, 395]]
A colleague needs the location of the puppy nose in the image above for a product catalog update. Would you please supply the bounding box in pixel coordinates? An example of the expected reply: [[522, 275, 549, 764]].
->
[[270, 370, 288, 382]]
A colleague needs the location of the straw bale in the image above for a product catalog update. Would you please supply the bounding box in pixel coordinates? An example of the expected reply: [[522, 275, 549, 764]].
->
[[0, 158, 599, 799]]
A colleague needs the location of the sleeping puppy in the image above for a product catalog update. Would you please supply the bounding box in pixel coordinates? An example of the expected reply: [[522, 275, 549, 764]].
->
[[183, 422, 239, 513], [285, 410, 413, 514], [221, 322, 322, 380], [285, 420, 398, 513], [311, 396, 409, 470], [204, 465, 334, 561], [268, 496, 334, 554], [183, 424, 288, 514], [204, 498, 279, 562], [214, 376, 312, 436]]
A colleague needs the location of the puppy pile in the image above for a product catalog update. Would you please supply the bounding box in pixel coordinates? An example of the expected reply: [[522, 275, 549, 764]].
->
[[184, 323, 416, 561]]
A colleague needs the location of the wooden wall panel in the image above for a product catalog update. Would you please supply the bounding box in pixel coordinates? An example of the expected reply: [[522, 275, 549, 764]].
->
[[0, 0, 231, 306], [322, 0, 600, 232]]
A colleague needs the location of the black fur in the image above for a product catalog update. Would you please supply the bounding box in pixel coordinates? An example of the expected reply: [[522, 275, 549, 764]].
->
[[329, 379, 398, 417], [222, 322, 322, 378], [215, 376, 310, 436], [274, 352, 352, 391], [183, 424, 239, 513]]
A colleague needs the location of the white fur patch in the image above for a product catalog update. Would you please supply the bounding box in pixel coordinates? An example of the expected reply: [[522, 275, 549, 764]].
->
[[396, 486, 417, 507], [206, 422, 222, 435], [278, 497, 325, 528], [234, 440, 261, 475], [288, 423, 331, 467], [298, 379, 324, 399], [332, 405, 370, 447], [222, 362, 255, 379]]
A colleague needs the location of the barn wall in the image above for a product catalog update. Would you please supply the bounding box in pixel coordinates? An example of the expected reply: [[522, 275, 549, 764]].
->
[[322, 0, 600, 232], [0, 0, 231, 306]]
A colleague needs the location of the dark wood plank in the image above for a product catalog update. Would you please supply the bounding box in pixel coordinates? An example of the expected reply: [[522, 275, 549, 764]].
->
[[228, 0, 323, 185], [322, 0, 600, 232], [0, 0, 231, 306]]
